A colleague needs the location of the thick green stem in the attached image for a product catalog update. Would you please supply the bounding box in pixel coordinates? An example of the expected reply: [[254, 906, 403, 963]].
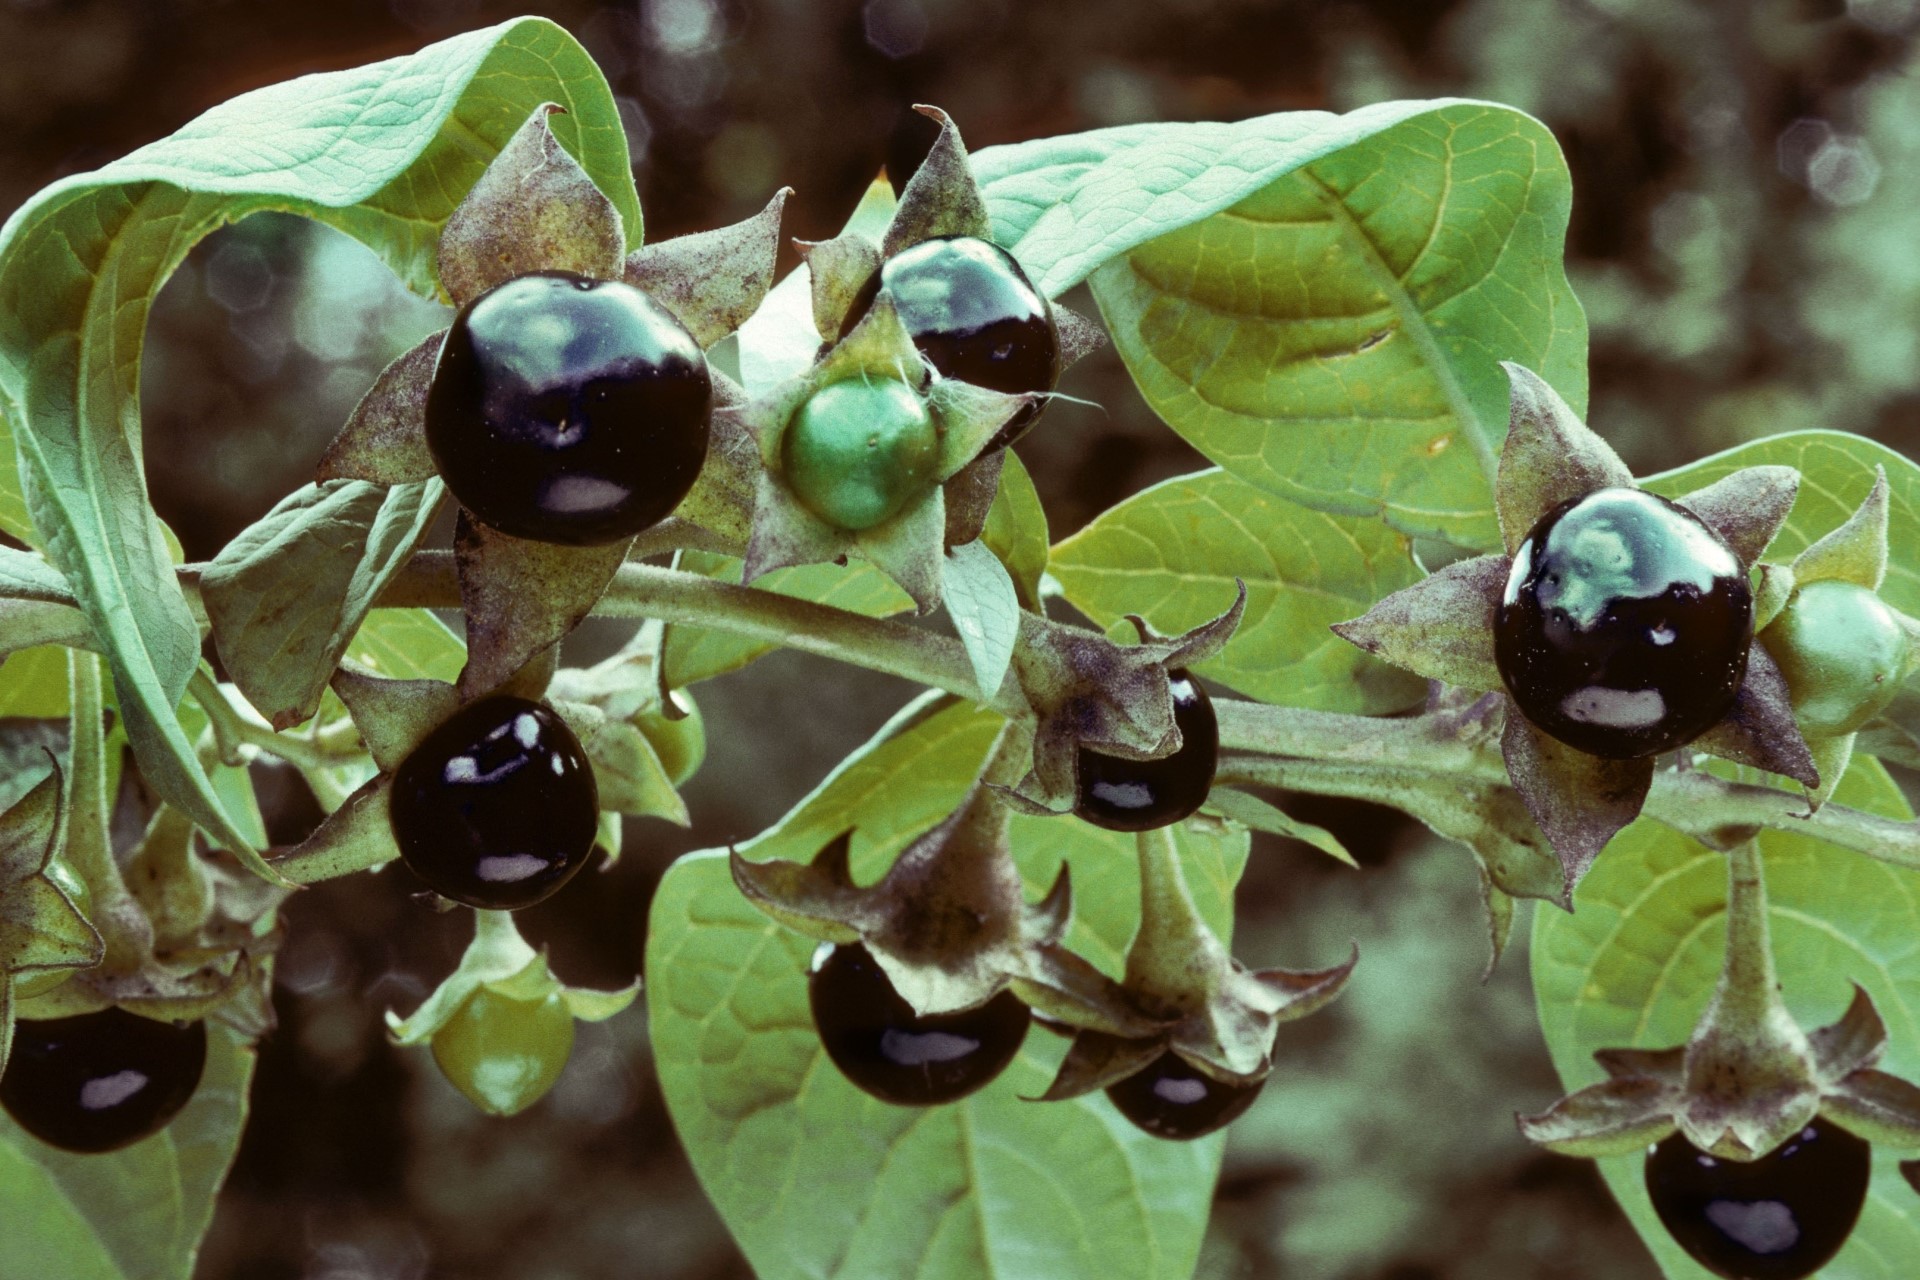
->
[[1127, 825, 1228, 1006], [1706, 842, 1780, 1032], [66, 651, 150, 970], [189, 670, 364, 775]]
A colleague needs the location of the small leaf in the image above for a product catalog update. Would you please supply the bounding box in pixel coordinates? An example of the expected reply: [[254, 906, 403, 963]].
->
[[1501, 712, 1652, 897], [980, 449, 1049, 610], [942, 540, 1020, 703], [437, 103, 625, 306], [1205, 788, 1355, 867], [940, 450, 1004, 551], [625, 188, 791, 348], [202, 479, 444, 730], [1329, 553, 1506, 696], [316, 332, 443, 485], [453, 512, 630, 699], [1495, 363, 1632, 555]]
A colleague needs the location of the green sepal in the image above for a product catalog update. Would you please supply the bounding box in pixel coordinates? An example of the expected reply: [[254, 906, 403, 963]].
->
[[1791, 465, 1889, 590], [330, 663, 458, 774], [1495, 363, 1632, 555], [882, 106, 993, 257], [387, 909, 636, 1045], [1500, 710, 1651, 900], [1689, 641, 1819, 790], [436, 103, 625, 307], [798, 230, 882, 341], [1672, 465, 1800, 568], [1516, 1073, 1682, 1158], [316, 331, 443, 485], [549, 699, 690, 826], [625, 188, 790, 349], [270, 775, 399, 885], [1330, 553, 1505, 692], [1821, 1069, 1920, 1150]]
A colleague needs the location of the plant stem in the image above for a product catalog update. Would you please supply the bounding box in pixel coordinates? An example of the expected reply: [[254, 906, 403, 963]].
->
[[188, 671, 364, 775], [66, 651, 151, 970]]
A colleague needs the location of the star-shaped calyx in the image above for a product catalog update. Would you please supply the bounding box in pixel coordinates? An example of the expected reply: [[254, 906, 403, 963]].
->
[[314, 102, 788, 696], [1518, 840, 1920, 1163], [1334, 364, 1812, 896], [1036, 824, 1357, 1104], [998, 586, 1245, 815], [731, 721, 1154, 1030], [0, 767, 102, 1071]]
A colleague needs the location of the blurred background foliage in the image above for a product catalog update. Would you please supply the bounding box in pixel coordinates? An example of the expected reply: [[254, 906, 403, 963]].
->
[[2, 0, 1914, 1275]]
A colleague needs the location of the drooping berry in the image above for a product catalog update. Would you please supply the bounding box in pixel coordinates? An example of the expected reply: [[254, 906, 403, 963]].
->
[[426, 271, 712, 546], [1761, 578, 1912, 738], [1644, 1118, 1869, 1280], [389, 695, 599, 910], [808, 942, 1029, 1106], [1074, 669, 1218, 832], [842, 236, 1058, 447], [430, 985, 576, 1118], [782, 378, 940, 530], [0, 1008, 207, 1153], [1495, 487, 1752, 759], [1104, 1050, 1263, 1141]]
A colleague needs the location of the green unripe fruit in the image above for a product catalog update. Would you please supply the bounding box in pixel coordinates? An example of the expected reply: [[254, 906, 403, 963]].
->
[[636, 689, 706, 787], [430, 985, 576, 1117], [1762, 578, 1912, 737], [782, 379, 938, 531]]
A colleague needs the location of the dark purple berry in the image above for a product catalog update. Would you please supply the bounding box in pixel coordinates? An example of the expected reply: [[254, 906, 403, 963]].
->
[[842, 236, 1058, 447], [0, 1008, 206, 1153], [1495, 487, 1752, 759], [808, 942, 1029, 1106], [1075, 669, 1218, 832], [1105, 1050, 1263, 1141], [1645, 1118, 1869, 1280], [389, 695, 598, 910], [426, 271, 711, 546]]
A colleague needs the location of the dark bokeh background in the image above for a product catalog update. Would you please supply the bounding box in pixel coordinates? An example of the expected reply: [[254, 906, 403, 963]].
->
[[7, 0, 1918, 1275]]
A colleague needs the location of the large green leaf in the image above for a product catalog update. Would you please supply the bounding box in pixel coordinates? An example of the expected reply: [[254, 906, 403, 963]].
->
[[0, 17, 634, 865], [0, 1023, 257, 1280], [346, 607, 466, 684], [648, 697, 1246, 1280], [1643, 430, 1920, 614], [1051, 468, 1426, 713], [975, 103, 1583, 549], [1532, 759, 1920, 1278]]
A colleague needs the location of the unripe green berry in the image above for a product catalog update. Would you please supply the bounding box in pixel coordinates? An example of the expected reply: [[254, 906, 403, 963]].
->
[[782, 379, 938, 531], [430, 985, 576, 1117], [1762, 578, 1911, 737]]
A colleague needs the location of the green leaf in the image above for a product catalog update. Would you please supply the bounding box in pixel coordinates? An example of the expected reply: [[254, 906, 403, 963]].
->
[[346, 608, 466, 684], [1532, 759, 1920, 1277], [943, 541, 1020, 703], [986, 104, 1583, 548], [0, 413, 30, 545], [0, 645, 74, 718], [0, 1022, 257, 1280], [202, 479, 443, 731], [648, 697, 1244, 1280], [0, 545, 74, 603], [1051, 468, 1427, 713], [980, 449, 1049, 610], [663, 550, 913, 687], [0, 16, 633, 871], [1644, 431, 1920, 615]]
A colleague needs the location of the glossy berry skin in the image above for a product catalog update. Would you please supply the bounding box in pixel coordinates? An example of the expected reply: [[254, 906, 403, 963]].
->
[[1105, 1051, 1264, 1141], [1762, 579, 1911, 738], [782, 379, 939, 530], [808, 942, 1029, 1106], [843, 236, 1058, 446], [1074, 670, 1218, 832], [426, 271, 712, 546], [389, 695, 599, 910], [1645, 1118, 1869, 1280], [1495, 488, 1752, 759], [0, 1009, 206, 1153]]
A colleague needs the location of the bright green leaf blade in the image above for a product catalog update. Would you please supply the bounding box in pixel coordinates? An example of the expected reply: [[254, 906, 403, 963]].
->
[[0, 412, 30, 545], [1532, 759, 1920, 1277], [346, 608, 466, 684], [201, 479, 443, 730], [1643, 431, 1920, 615], [1051, 468, 1427, 713], [1032, 104, 1583, 548], [0, 644, 72, 717], [663, 551, 913, 688], [981, 450, 1049, 610], [943, 540, 1020, 704], [649, 698, 1243, 1280], [0, 1022, 257, 1280], [0, 16, 631, 872]]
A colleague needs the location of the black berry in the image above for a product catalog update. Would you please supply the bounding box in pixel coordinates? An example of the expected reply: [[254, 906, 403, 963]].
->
[[1075, 669, 1218, 832], [389, 695, 599, 910], [426, 271, 712, 546], [1645, 1118, 1869, 1280], [1494, 487, 1752, 759], [808, 942, 1029, 1106], [1105, 1051, 1263, 1141], [0, 1008, 206, 1153], [842, 236, 1058, 447]]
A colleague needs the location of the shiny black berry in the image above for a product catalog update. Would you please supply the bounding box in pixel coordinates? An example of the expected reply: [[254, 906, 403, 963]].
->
[[1494, 487, 1752, 759], [1105, 1051, 1263, 1141], [426, 271, 712, 546], [842, 236, 1058, 447], [1074, 669, 1218, 832], [0, 1009, 206, 1153], [389, 695, 599, 910], [1645, 1118, 1869, 1280], [808, 942, 1029, 1106]]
